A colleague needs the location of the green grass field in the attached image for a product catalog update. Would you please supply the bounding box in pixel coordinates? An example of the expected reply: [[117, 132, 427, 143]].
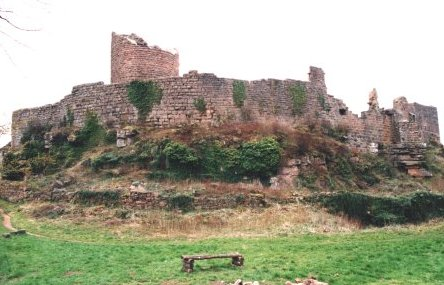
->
[[1, 215, 443, 285]]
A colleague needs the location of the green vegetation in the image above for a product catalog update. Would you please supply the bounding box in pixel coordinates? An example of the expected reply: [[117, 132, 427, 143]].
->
[[74, 111, 107, 148], [239, 137, 281, 181], [1, 112, 113, 179], [289, 83, 307, 115], [146, 137, 282, 183], [165, 193, 194, 212], [318, 191, 444, 226], [127, 80, 163, 120], [1, 152, 25, 181], [199, 142, 241, 182], [317, 92, 331, 112], [232, 80, 246, 108], [0, 217, 443, 284], [60, 108, 75, 128], [74, 190, 120, 207], [193, 97, 207, 113], [91, 152, 122, 171], [163, 141, 200, 171]]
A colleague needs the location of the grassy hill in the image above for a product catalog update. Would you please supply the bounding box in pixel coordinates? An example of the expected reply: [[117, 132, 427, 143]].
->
[[1, 120, 444, 284]]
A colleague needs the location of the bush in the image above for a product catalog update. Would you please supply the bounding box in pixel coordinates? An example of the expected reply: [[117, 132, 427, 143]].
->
[[91, 152, 121, 171], [163, 141, 199, 171], [239, 137, 281, 180], [1, 168, 25, 181], [74, 111, 106, 148], [199, 143, 241, 182], [21, 140, 46, 160], [104, 130, 117, 145], [166, 193, 194, 212], [75, 190, 120, 207], [127, 80, 163, 120], [20, 122, 51, 144], [318, 191, 444, 226], [1, 152, 25, 181], [30, 155, 56, 175]]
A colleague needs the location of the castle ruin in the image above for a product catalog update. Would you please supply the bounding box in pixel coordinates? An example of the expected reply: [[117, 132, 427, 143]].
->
[[11, 33, 440, 175]]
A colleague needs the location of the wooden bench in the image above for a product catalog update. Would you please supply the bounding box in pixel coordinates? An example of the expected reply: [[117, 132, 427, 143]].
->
[[181, 253, 244, 273]]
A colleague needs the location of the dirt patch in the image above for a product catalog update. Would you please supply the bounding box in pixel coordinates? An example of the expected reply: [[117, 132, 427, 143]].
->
[[1, 208, 16, 231]]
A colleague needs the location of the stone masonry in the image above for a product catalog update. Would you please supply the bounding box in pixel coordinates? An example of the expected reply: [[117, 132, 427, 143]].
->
[[11, 33, 440, 159]]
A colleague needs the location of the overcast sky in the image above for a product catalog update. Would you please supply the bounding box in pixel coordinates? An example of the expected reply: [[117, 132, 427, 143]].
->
[[1, 0, 443, 147]]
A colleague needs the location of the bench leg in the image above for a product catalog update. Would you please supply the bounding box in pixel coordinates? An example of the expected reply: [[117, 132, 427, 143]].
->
[[182, 259, 194, 273], [231, 256, 244, 267]]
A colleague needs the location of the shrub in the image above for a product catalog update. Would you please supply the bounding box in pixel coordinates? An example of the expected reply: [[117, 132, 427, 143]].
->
[[127, 80, 163, 120], [166, 193, 194, 212], [51, 132, 69, 147], [332, 157, 353, 180], [91, 152, 121, 171], [1, 152, 25, 181], [21, 140, 45, 160], [199, 142, 241, 182], [232, 80, 246, 108], [75, 190, 120, 207], [298, 171, 318, 190], [20, 121, 51, 144], [318, 191, 444, 227], [29, 155, 56, 175], [74, 111, 106, 148], [193, 97, 207, 113], [1, 168, 25, 181], [289, 83, 307, 115], [239, 137, 281, 180], [104, 130, 117, 145], [163, 141, 199, 171]]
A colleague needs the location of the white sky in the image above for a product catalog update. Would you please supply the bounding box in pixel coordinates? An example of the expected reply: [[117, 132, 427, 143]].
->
[[1, 0, 443, 147]]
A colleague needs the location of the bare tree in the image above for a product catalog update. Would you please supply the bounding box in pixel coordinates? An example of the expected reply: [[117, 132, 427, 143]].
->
[[0, 7, 38, 31], [0, 125, 9, 136], [0, 2, 45, 61]]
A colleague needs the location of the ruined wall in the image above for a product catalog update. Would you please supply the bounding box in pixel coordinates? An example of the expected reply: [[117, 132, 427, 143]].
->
[[111, 33, 179, 84], [411, 103, 440, 143], [11, 67, 329, 147], [12, 82, 137, 147], [11, 66, 439, 151]]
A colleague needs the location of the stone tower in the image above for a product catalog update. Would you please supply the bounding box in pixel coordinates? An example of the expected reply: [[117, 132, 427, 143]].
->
[[111, 32, 179, 84]]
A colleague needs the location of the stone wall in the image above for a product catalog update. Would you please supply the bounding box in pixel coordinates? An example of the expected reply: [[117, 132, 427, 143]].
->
[[111, 33, 179, 84], [10, 33, 440, 151], [12, 66, 440, 150], [12, 82, 137, 147]]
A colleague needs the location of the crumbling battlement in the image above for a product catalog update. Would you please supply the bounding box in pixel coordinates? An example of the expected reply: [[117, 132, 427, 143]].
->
[[111, 32, 179, 84], [11, 33, 440, 155]]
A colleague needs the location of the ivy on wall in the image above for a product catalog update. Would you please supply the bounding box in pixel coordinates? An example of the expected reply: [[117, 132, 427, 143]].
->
[[317, 93, 331, 112], [232, 80, 246, 108], [127, 80, 163, 121], [289, 83, 307, 115], [193, 97, 207, 113]]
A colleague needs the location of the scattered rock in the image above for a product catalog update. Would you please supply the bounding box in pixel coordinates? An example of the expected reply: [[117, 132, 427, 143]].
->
[[287, 277, 328, 285], [3, 229, 26, 239]]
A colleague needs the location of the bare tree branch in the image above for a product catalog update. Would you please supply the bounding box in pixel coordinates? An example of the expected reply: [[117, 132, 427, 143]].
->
[[0, 13, 39, 31], [0, 42, 17, 66], [0, 124, 9, 136], [0, 30, 31, 48]]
